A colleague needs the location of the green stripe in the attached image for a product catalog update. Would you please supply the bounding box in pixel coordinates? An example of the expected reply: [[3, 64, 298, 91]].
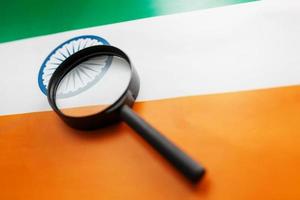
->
[[1, 0, 256, 43]]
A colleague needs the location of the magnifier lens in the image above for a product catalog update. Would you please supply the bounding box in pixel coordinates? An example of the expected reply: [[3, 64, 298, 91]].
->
[[55, 55, 131, 117]]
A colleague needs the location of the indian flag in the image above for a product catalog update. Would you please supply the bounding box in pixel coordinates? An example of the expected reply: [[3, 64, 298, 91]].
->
[[1, 0, 300, 199]]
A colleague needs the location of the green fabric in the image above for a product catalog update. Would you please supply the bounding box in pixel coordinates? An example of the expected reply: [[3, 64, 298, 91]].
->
[[0, 0, 256, 43]]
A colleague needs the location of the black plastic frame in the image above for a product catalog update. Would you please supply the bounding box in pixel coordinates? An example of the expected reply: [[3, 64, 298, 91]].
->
[[47, 45, 140, 130]]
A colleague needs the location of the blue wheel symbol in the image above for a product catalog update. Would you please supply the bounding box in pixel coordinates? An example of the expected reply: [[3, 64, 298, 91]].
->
[[38, 35, 112, 98]]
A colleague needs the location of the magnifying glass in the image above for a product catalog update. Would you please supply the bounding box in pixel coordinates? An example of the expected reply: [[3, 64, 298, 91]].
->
[[47, 45, 205, 183]]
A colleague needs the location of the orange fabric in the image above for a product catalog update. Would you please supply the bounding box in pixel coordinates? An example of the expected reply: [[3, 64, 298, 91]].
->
[[60, 105, 109, 116], [0, 86, 300, 199]]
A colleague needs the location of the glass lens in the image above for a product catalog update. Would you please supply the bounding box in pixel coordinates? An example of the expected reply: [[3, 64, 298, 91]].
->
[[55, 55, 131, 117]]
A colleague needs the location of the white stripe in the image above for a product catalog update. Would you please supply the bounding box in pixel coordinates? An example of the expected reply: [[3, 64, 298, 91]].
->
[[0, 0, 300, 115]]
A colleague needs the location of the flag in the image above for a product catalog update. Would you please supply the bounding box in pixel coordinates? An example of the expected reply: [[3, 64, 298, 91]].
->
[[1, 0, 300, 199]]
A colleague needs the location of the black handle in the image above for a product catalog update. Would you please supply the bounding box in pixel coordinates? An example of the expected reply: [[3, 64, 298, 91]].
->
[[120, 105, 205, 183]]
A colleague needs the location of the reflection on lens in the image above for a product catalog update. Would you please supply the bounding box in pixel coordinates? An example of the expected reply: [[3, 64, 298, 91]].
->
[[55, 56, 131, 117]]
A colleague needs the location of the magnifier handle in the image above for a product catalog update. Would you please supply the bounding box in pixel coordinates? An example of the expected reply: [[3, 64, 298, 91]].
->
[[120, 105, 205, 183]]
